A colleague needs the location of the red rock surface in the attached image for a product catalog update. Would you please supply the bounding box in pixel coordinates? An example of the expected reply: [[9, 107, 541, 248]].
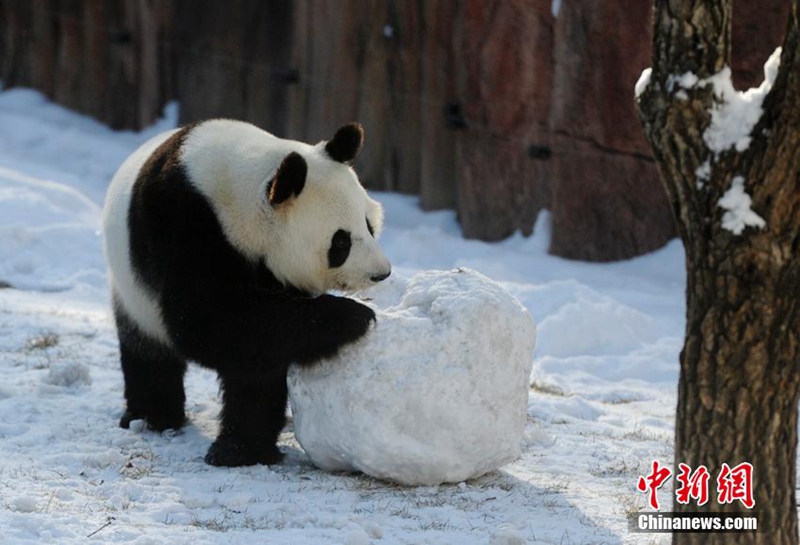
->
[[546, 0, 675, 260], [0, 0, 791, 261], [456, 0, 554, 240], [732, 1, 791, 90]]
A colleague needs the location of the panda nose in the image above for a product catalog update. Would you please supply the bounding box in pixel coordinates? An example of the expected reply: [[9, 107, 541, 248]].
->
[[370, 269, 391, 283]]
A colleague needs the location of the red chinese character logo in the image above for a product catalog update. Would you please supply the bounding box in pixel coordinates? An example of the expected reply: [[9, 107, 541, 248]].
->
[[675, 463, 710, 506], [637, 460, 672, 510], [717, 462, 754, 509]]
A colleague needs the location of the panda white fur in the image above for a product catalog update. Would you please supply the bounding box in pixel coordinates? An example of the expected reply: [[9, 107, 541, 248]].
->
[[103, 120, 391, 467]]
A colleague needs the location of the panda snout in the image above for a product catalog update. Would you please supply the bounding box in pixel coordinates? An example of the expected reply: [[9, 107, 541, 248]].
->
[[370, 269, 391, 283]]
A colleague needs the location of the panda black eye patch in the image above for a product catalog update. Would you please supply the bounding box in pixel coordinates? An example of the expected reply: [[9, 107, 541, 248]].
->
[[328, 229, 352, 268]]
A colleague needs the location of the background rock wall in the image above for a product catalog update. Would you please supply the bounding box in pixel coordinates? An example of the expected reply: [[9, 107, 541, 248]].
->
[[0, 0, 790, 261]]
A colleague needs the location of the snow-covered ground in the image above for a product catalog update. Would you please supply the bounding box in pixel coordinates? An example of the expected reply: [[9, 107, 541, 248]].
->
[[0, 89, 684, 544]]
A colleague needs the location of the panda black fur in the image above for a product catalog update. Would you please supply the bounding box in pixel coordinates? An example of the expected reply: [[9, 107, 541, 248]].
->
[[103, 120, 391, 467]]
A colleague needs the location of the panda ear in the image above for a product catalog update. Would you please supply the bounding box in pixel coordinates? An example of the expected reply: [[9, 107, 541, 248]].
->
[[268, 152, 307, 206], [324, 122, 364, 164]]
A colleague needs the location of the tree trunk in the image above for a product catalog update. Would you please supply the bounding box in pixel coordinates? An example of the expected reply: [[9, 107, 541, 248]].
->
[[637, 1, 800, 544]]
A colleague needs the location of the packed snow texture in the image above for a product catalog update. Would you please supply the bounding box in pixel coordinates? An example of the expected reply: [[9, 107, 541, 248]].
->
[[702, 47, 782, 154], [0, 88, 689, 544], [288, 269, 536, 486], [718, 176, 766, 235]]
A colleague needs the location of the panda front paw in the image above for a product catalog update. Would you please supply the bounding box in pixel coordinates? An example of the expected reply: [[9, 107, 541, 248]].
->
[[321, 294, 375, 342], [340, 297, 377, 340], [298, 295, 375, 363]]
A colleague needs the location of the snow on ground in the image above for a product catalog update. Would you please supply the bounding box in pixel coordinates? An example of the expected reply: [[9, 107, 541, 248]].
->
[[0, 89, 684, 544]]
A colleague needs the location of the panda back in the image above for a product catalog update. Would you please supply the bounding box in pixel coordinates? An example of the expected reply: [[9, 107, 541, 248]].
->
[[103, 128, 181, 343]]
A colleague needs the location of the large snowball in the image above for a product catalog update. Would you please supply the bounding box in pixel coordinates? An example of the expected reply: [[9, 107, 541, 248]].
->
[[287, 268, 536, 486]]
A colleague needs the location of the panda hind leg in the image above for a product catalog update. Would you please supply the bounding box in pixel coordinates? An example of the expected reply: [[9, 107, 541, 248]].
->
[[204, 372, 287, 467], [115, 305, 187, 432]]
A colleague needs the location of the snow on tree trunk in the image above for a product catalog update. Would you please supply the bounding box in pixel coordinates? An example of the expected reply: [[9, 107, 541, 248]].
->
[[287, 269, 536, 486], [636, 1, 800, 544]]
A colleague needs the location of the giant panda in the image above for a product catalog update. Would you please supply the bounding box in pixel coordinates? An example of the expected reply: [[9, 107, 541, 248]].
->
[[102, 120, 391, 467]]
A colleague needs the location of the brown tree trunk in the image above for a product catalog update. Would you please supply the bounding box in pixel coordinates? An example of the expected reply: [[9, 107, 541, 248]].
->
[[637, 1, 800, 543]]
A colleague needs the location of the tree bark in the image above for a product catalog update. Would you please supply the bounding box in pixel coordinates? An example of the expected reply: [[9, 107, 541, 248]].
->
[[637, 1, 800, 544]]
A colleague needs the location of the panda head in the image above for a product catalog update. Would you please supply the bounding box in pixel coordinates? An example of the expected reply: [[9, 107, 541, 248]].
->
[[263, 123, 391, 295]]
